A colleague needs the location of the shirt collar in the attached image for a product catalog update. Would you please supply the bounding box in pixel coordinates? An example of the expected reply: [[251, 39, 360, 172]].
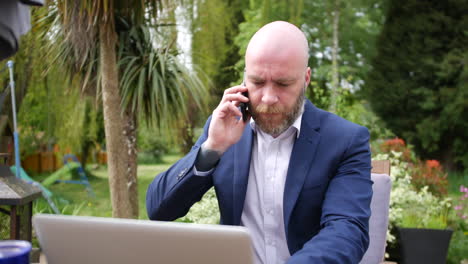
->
[[250, 102, 304, 139]]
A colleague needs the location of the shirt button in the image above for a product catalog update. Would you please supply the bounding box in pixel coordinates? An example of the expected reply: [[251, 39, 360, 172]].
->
[[267, 239, 276, 246], [268, 209, 274, 215]]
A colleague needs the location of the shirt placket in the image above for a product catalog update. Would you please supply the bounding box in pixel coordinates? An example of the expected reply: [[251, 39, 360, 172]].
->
[[264, 138, 279, 263]]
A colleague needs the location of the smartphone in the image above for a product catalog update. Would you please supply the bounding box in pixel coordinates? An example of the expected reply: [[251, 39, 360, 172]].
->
[[239, 73, 249, 122]]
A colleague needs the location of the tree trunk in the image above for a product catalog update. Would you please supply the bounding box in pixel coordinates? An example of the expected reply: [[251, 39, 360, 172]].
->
[[178, 102, 197, 154], [99, 23, 138, 219], [124, 110, 138, 217], [330, 0, 340, 113]]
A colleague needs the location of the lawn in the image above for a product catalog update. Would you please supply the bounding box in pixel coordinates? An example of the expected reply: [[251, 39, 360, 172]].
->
[[32, 153, 182, 219]]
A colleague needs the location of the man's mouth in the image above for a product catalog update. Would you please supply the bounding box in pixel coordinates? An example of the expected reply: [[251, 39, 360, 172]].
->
[[259, 112, 283, 118]]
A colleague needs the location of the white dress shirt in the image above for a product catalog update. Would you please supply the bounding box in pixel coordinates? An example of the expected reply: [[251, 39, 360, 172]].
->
[[194, 107, 304, 264], [241, 111, 303, 264]]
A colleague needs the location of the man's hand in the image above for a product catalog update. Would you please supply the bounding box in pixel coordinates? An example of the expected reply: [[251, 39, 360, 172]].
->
[[204, 85, 250, 154]]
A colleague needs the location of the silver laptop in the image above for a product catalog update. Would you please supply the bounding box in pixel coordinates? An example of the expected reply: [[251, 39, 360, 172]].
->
[[33, 214, 254, 264]]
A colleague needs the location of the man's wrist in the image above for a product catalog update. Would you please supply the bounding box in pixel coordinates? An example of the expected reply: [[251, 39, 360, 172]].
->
[[203, 139, 228, 155], [194, 142, 223, 172]]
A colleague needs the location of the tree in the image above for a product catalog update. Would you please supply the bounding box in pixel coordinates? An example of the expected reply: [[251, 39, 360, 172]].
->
[[42, 1, 209, 218], [364, 0, 468, 170], [234, 0, 305, 79], [301, 0, 386, 113], [191, 0, 247, 99], [0, 8, 47, 116], [329, 0, 341, 113]]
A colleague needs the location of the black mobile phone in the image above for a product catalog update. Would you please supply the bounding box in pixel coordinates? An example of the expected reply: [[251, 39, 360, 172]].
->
[[239, 73, 249, 122], [240, 91, 249, 122]]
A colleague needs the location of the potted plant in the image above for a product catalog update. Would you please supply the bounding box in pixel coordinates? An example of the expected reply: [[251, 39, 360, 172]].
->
[[374, 144, 453, 263], [395, 188, 453, 264]]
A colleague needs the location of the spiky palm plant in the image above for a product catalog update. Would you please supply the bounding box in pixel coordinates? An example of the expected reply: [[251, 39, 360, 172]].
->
[[41, 0, 208, 218]]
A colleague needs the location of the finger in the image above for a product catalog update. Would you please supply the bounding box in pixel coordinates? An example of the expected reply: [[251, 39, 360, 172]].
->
[[217, 101, 243, 119], [223, 85, 248, 96], [220, 93, 249, 105]]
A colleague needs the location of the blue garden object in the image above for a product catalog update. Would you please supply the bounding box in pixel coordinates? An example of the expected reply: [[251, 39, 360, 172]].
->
[[55, 154, 95, 197], [0, 240, 31, 264], [3, 60, 59, 213], [9, 165, 60, 214]]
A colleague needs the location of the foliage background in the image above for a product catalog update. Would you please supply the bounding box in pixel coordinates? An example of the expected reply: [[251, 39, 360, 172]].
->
[[364, 0, 468, 171], [0, 0, 467, 262]]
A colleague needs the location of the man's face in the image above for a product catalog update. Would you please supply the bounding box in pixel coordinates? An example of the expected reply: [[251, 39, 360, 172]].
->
[[245, 56, 310, 136]]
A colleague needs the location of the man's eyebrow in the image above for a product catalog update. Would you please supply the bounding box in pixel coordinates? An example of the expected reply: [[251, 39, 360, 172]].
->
[[247, 75, 264, 81], [247, 75, 297, 83], [274, 77, 297, 83]]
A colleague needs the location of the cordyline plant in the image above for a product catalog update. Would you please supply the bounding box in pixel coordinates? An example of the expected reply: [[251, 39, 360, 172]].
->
[[39, 0, 208, 218]]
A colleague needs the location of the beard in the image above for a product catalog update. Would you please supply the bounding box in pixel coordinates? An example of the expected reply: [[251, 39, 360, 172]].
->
[[249, 92, 305, 137]]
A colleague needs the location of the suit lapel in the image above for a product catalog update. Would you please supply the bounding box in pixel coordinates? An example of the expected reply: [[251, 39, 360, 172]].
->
[[283, 101, 321, 230], [233, 124, 254, 225]]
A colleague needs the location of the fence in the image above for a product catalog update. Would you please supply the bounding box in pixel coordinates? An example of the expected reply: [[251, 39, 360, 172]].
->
[[21, 151, 107, 174]]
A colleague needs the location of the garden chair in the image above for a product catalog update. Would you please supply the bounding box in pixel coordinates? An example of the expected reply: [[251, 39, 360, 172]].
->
[[55, 154, 95, 197], [360, 160, 392, 264]]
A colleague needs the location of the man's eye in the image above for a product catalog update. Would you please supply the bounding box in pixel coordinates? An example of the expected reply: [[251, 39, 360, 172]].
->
[[278, 83, 289, 87], [253, 82, 264, 86]]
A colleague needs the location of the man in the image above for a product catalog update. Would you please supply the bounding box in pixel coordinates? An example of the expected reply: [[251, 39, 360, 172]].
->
[[146, 21, 373, 264]]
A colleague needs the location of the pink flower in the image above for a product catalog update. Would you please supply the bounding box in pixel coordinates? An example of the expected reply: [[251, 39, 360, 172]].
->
[[454, 205, 463, 210], [460, 185, 468, 193]]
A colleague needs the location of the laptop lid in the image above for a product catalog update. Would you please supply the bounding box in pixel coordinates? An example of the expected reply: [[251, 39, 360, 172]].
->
[[33, 214, 254, 264]]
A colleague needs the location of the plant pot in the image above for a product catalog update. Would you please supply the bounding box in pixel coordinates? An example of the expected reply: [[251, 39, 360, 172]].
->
[[397, 227, 453, 264]]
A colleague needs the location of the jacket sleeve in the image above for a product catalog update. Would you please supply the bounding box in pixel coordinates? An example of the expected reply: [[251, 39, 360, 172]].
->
[[287, 126, 373, 264], [146, 118, 214, 221]]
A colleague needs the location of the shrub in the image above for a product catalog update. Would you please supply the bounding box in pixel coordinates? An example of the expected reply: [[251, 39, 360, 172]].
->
[[138, 136, 169, 164], [379, 138, 448, 197], [374, 151, 452, 242], [379, 137, 412, 162], [177, 187, 220, 224], [411, 160, 448, 196], [364, 0, 468, 170], [453, 185, 468, 224], [446, 187, 467, 264]]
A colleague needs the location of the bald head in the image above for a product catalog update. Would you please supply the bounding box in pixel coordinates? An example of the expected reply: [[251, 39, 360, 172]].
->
[[246, 21, 309, 69]]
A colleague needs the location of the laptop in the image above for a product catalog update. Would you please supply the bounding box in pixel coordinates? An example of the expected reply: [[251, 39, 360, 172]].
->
[[33, 214, 254, 264]]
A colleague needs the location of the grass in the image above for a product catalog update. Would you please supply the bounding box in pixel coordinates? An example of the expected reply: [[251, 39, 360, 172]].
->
[[31, 153, 182, 220]]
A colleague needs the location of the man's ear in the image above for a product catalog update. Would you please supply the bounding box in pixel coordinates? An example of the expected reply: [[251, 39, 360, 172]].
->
[[305, 67, 311, 86]]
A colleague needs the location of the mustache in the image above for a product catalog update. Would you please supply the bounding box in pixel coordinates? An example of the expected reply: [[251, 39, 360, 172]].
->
[[252, 104, 285, 114]]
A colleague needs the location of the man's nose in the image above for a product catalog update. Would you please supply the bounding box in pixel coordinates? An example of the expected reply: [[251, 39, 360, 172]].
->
[[261, 85, 279, 105]]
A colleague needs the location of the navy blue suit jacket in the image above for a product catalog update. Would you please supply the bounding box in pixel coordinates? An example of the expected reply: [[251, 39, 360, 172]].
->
[[146, 100, 373, 263]]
